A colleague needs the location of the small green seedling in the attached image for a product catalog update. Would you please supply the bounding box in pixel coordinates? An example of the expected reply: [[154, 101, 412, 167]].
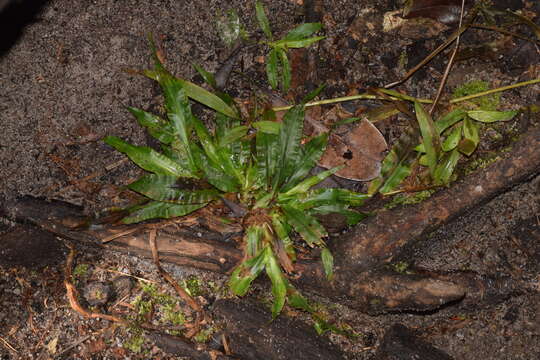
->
[[369, 82, 518, 194], [105, 40, 368, 317], [255, 0, 324, 92]]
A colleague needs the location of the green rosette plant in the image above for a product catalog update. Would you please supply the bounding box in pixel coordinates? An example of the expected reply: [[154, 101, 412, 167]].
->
[[105, 42, 369, 317]]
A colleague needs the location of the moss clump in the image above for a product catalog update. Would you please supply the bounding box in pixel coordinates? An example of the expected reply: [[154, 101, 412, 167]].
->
[[452, 80, 500, 111], [385, 190, 435, 209], [463, 153, 501, 175], [389, 261, 414, 274], [162, 303, 186, 325], [131, 281, 187, 328], [193, 326, 217, 343], [73, 263, 89, 278], [123, 332, 145, 353], [182, 275, 203, 297]]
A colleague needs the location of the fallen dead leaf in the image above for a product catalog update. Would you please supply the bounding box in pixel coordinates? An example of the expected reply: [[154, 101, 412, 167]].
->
[[319, 118, 387, 181]]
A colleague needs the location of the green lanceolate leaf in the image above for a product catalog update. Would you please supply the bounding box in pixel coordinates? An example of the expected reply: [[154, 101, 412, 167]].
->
[[256, 131, 280, 189], [458, 116, 479, 156], [281, 205, 327, 246], [433, 148, 460, 185], [229, 245, 267, 296], [264, 248, 288, 318], [255, 0, 272, 39], [104, 136, 194, 177], [266, 48, 279, 90], [310, 204, 368, 226], [253, 192, 273, 209], [127, 107, 175, 144], [273, 36, 325, 49], [252, 120, 281, 134], [192, 146, 239, 192], [282, 133, 328, 192], [287, 285, 313, 312], [415, 101, 441, 176], [157, 84, 198, 173], [144, 51, 238, 119], [298, 188, 370, 209], [123, 201, 207, 224], [281, 166, 342, 197], [435, 108, 466, 134], [128, 174, 219, 203], [302, 83, 325, 104], [441, 123, 462, 152], [192, 115, 243, 183], [320, 247, 334, 280], [278, 49, 291, 92], [274, 105, 305, 189], [218, 125, 248, 147], [190, 114, 221, 165], [245, 225, 263, 257], [284, 23, 322, 41], [193, 63, 217, 88], [215, 113, 250, 170], [368, 125, 420, 195], [179, 78, 239, 119], [271, 213, 295, 259], [467, 110, 518, 123]]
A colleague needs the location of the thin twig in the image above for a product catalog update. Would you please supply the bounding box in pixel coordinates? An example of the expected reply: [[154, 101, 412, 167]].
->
[[470, 23, 540, 44], [97, 267, 158, 283], [64, 244, 126, 324], [384, 6, 478, 89], [0, 336, 17, 353], [429, 0, 466, 115], [272, 92, 432, 112], [101, 227, 141, 244], [271, 78, 540, 113]]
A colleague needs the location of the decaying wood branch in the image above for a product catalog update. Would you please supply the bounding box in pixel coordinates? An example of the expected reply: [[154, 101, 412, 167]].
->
[[332, 125, 540, 274], [212, 299, 345, 360], [1, 126, 538, 314], [1, 197, 243, 273]]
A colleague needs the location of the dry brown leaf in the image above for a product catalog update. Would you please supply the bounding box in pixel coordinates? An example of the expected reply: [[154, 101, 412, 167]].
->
[[319, 118, 387, 181]]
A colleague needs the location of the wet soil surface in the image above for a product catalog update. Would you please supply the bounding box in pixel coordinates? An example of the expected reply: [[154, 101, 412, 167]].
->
[[1, 0, 539, 359]]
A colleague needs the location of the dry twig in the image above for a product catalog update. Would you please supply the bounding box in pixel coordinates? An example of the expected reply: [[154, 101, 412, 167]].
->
[[148, 229, 206, 338]]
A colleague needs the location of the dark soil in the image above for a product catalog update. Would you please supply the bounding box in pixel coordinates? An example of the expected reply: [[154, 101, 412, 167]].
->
[[1, 0, 538, 359]]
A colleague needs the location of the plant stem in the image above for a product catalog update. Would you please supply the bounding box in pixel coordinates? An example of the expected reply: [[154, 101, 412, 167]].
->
[[450, 78, 540, 104], [272, 78, 540, 112], [272, 93, 431, 112]]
